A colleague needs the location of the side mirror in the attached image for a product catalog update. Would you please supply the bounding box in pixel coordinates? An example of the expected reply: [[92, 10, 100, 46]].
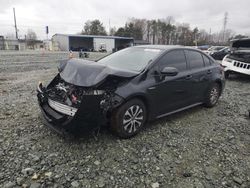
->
[[161, 67, 179, 76]]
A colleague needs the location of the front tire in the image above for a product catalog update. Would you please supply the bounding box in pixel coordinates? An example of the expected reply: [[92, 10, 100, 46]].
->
[[110, 99, 146, 138], [204, 83, 221, 108]]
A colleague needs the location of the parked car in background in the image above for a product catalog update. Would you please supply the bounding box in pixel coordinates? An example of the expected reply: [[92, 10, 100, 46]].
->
[[99, 43, 107, 52], [196, 45, 210, 51], [37, 45, 225, 138], [210, 47, 230, 60], [205, 46, 226, 54], [222, 38, 250, 78]]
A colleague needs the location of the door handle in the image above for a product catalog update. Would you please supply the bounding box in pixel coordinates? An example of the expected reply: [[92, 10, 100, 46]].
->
[[207, 70, 212, 74], [148, 86, 156, 90], [185, 75, 192, 80]]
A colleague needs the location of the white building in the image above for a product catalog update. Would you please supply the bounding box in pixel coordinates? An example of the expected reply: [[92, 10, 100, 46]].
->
[[52, 34, 134, 52], [0, 36, 44, 51]]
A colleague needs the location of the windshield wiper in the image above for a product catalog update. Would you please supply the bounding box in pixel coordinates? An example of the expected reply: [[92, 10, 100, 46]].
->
[[141, 59, 153, 72]]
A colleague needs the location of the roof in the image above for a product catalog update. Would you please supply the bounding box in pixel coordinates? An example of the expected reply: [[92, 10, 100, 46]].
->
[[133, 45, 207, 53], [134, 45, 182, 50], [52, 33, 134, 40]]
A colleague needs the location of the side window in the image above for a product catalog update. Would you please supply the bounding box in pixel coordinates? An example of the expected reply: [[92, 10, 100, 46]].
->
[[186, 50, 204, 69], [202, 54, 211, 67], [157, 50, 187, 71]]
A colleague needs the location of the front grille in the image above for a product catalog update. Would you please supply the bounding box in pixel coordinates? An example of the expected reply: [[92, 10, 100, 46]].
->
[[48, 99, 78, 116], [233, 61, 250, 70]]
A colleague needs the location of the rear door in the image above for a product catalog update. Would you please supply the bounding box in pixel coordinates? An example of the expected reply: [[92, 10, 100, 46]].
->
[[185, 50, 211, 103]]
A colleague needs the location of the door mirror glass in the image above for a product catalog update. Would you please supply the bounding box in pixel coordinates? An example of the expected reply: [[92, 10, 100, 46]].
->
[[161, 67, 178, 76]]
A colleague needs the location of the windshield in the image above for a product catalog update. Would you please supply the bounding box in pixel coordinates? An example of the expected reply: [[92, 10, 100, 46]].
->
[[98, 47, 162, 72]]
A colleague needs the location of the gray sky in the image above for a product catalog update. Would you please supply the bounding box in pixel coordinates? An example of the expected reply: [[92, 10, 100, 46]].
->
[[0, 0, 250, 39]]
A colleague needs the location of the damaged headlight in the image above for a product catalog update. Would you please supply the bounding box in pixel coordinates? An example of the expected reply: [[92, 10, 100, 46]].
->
[[100, 93, 124, 113]]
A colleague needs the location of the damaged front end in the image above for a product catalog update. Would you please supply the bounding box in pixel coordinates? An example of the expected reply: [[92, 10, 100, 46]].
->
[[222, 38, 250, 76], [37, 59, 136, 135]]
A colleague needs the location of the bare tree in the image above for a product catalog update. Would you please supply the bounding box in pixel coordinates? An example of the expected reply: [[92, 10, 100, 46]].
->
[[79, 17, 239, 46], [26, 29, 37, 49]]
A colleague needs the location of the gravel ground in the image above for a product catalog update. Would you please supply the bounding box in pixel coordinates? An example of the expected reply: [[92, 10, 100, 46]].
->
[[0, 51, 249, 188]]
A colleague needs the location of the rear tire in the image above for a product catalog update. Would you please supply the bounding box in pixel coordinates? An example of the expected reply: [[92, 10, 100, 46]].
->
[[204, 83, 221, 108], [110, 99, 146, 138]]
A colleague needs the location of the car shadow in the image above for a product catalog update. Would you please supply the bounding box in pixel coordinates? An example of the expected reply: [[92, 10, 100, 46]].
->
[[144, 104, 204, 130], [227, 74, 250, 82], [61, 104, 206, 143]]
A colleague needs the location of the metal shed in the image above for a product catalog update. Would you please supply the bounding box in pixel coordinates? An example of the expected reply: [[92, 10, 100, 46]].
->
[[52, 34, 134, 52]]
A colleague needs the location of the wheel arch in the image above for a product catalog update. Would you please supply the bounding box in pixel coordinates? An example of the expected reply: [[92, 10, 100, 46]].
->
[[123, 94, 152, 121], [214, 79, 223, 96]]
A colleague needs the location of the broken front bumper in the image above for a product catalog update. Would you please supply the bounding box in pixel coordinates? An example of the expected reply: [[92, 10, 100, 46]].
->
[[37, 83, 108, 136], [47, 98, 77, 117]]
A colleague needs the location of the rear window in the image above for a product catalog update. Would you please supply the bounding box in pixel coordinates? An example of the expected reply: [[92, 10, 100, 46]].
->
[[185, 50, 204, 69]]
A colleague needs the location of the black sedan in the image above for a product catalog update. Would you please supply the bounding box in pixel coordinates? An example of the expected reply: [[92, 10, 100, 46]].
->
[[37, 45, 225, 138], [210, 47, 230, 60]]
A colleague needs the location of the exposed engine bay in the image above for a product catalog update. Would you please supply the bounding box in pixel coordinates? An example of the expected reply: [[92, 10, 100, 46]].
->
[[41, 74, 126, 117], [47, 81, 83, 108]]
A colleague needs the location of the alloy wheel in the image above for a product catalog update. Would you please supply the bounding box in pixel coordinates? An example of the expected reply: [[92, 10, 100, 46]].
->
[[210, 87, 219, 105], [123, 105, 144, 134]]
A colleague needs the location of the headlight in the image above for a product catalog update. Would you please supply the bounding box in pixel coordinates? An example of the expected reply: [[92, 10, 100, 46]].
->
[[224, 57, 233, 63]]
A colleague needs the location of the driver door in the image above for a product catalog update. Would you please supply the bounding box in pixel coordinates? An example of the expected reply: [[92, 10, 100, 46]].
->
[[147, 50, 193, 117]]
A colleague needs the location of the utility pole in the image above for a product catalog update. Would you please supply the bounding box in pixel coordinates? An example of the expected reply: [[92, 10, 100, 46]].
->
[[109, 19, 111, 36], [13, 8, 18, 39], [209, 28, 212, 44], [222, 12, 228, 43], [46, 26, 49, 40]]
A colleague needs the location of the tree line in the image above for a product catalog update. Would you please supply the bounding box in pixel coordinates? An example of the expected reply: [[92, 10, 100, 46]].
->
[[81, 18, 247, 46]]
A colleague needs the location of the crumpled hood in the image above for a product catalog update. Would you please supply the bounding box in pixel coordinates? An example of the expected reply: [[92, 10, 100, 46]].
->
[[59, 58, 139, 87], [231, 38, 250, 49], [229, 38, 250, 63]]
